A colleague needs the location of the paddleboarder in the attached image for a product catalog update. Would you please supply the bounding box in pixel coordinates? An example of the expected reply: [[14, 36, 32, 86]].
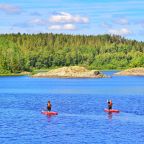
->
[[47, 101, 52, 112], [107, 100, 113, 110]]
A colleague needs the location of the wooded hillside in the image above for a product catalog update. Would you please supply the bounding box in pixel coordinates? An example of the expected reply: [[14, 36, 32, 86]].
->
[[0, 33, 144, 74]]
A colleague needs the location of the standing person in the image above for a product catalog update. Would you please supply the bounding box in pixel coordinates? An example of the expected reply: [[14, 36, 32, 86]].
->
[[107, 100, 113, 110], [47, 101, 52, 112]]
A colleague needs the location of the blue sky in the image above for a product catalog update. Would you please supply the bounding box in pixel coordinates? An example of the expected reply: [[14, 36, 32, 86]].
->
[[0, 0, 144, 41]]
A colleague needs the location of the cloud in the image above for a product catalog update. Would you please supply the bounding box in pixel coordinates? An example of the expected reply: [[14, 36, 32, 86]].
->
[[29, 18, 46, 25], [48, 25, 61, 30], [48, 24, 76, 30], [0, 4, 21, 14], [108, 28, 132, 36], [13, 18, 46, 29], [49, 12, 89, 23], [63, 24, 76, 30]]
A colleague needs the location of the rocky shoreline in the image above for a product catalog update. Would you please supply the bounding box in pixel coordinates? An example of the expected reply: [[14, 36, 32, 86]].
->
[[114, 68, 144, 76], [32, 66, 107, 78]]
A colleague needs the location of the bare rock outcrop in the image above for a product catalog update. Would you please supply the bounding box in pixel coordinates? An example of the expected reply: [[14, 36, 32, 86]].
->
[[114, 68, 144, 76], [32, 66, 106, 78]]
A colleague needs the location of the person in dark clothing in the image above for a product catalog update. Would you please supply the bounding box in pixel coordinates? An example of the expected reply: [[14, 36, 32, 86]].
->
[[47, 101, 52, 112], [107, 100, 113, 110]]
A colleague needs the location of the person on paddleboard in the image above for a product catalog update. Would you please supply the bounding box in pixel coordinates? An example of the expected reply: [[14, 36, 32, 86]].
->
[[47, 101, 52, 112], [107, 100, 113, 110]]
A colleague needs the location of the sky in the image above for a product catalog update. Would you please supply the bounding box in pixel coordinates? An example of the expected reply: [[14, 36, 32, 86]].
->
[[0, 0, 144, 41]]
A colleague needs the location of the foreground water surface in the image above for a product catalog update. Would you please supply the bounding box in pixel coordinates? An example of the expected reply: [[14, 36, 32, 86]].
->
[[0, 71, 144, 144]]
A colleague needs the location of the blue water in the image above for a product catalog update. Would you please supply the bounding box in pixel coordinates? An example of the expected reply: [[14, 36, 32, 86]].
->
[[0, 72, 144, 144]]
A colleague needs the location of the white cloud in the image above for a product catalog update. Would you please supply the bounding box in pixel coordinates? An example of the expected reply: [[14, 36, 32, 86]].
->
[[108, 28, 132, 36], [0, 4, 21, 14], [63, 24, 76, 30], [48, 25, 62, 30], [29, 18, 46, 25], [48, 24, 76, 30], [49, 12, 89, 23]]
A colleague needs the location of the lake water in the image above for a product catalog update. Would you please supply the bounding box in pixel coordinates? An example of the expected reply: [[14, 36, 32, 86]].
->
[[0, 71, 144, 144]]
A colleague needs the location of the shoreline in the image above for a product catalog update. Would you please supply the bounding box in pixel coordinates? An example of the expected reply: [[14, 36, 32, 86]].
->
[[0, 70, 115, 76], [1, 67, 144, 77], [0, 74, 28, 76]]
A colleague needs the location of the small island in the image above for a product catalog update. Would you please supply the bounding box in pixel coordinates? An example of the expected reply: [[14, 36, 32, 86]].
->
[[114, 68, 144, 76], [32, 66, 107, 78]]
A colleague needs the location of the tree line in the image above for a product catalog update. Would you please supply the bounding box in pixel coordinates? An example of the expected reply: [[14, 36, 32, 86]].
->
[[0, 33, 144, 74]]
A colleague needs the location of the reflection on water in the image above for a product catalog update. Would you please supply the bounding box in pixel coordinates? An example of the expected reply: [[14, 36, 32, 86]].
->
[[107, 112, 113, 120], [47, 116, 52, 122]]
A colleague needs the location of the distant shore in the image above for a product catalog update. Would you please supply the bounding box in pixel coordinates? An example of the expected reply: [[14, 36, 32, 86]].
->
[[0, 72, 31, 76], [1, 67, 144, 77]]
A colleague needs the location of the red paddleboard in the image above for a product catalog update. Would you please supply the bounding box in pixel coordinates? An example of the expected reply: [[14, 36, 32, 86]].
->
[[104, 109, 120, 113], [41, 111, 58, 116]]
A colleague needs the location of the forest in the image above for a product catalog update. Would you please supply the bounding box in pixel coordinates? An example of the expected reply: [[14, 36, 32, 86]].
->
[[0, 33, 144, 74]]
